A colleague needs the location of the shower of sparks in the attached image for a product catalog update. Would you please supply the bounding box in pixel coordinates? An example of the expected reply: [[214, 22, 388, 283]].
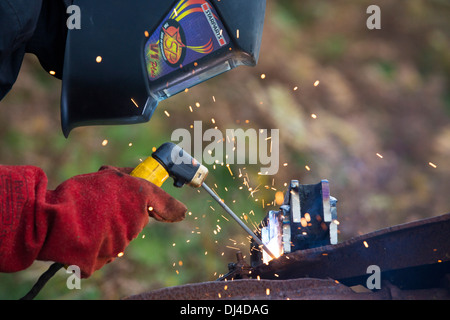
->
[[314, 80, 320, 86], [166, 163, 295, 276]]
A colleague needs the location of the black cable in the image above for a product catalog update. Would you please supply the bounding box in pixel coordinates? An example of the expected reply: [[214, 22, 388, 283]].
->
[[20, 262, 64, 300]]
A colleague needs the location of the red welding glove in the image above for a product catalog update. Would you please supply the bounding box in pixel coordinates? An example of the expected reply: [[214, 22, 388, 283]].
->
[[0, 165, 186, 278]]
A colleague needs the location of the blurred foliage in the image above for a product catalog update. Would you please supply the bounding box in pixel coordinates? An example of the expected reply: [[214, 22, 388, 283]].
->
[[0, 0, 449, 299]]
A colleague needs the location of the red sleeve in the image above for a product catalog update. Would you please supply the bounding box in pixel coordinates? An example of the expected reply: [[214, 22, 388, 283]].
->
[[0, 165, 48, 272], [0, 165, 186, 278]]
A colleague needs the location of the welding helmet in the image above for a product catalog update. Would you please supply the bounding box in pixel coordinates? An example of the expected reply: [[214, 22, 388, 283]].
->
[[61, 0, 266, 137]]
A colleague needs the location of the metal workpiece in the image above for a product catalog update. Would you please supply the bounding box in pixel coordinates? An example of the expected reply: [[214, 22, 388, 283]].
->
[[290, 180, 301, 223], [329, 196, 338, 245], [285, 179, 338, 251], [254, 212, 450, 290], [251, 180, 338, 266]]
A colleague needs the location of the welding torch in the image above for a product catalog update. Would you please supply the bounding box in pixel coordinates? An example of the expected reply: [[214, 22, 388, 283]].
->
[[21, 142, 274, 300], [131, 142, 276, 260]]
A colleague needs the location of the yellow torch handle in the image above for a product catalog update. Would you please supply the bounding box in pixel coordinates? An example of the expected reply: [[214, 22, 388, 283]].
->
[[130, 157, 169, 187]]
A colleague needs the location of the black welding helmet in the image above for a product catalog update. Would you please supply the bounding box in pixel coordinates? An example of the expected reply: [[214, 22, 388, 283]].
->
[[61, 0, 266, 137]]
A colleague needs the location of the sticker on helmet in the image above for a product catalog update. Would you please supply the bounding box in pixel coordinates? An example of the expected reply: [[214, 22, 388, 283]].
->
[[144, 0, 230, 81], [159, 19, 187, 68]]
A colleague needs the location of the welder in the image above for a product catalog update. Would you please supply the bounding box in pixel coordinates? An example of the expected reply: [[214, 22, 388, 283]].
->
[[0, 0, 266, 279], [0, 1, 188, 278]]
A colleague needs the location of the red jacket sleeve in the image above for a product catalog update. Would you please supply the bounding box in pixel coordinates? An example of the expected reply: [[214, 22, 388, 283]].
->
[[0, 165, 186, 278]]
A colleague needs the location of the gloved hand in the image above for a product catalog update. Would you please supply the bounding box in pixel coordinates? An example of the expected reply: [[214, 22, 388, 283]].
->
[[0, 165, 186, 278]]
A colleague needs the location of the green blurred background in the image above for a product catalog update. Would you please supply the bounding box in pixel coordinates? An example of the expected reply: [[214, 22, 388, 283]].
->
[[1, 0, 449, 299]]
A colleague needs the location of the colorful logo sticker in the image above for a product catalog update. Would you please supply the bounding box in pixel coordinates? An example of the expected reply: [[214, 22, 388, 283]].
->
[[160, 19, 187, 67], [144, 0, 230, 80]]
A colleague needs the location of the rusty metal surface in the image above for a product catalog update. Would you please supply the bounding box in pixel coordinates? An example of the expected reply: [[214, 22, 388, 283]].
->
[[126, 278, 347, 300], [125, 277, 450, 300], [254, 213, 450, 289]]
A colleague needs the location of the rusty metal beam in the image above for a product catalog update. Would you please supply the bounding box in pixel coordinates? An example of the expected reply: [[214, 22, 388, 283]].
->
[[254, 213, 450, 289], [126, 278, 348, 300], [125, 277, 450, 300]]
